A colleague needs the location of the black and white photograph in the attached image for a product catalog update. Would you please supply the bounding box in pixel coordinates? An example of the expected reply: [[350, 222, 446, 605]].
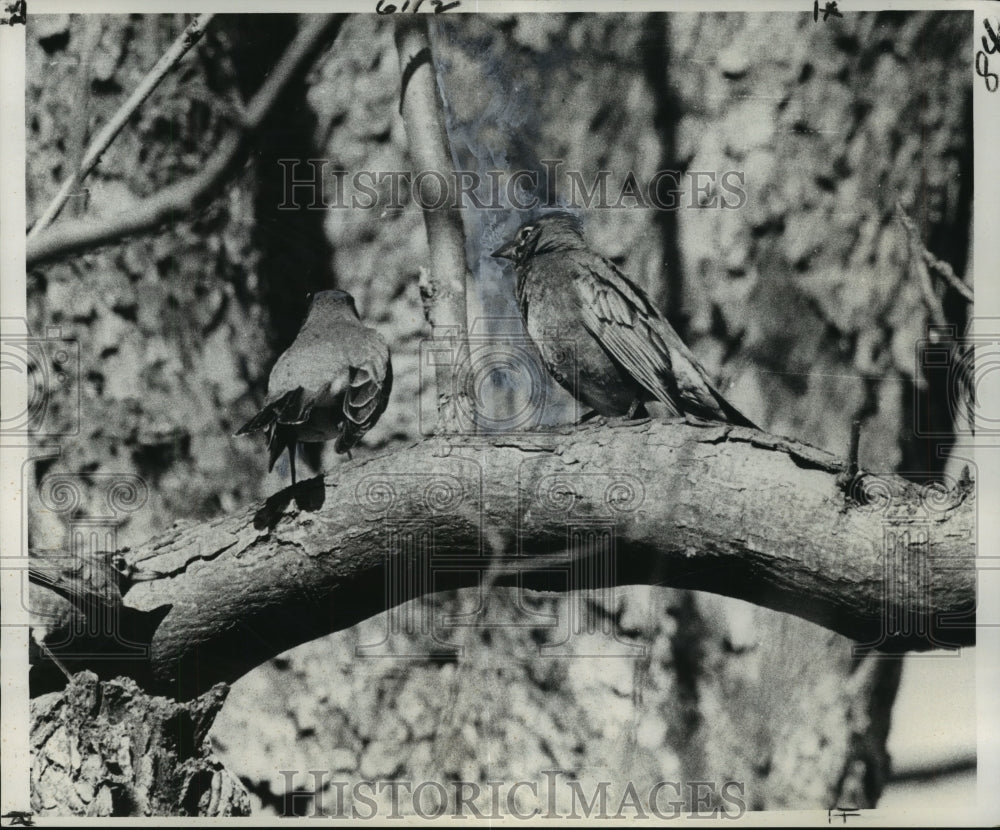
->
[[1, 1, 997, 823]]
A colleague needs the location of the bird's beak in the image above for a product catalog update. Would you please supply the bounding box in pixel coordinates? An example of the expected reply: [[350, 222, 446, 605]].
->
[[491, 241, 517, 261]]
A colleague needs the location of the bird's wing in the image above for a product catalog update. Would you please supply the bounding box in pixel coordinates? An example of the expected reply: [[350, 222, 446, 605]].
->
[[234, 402, 274, 436], [273, 386, 314, 425], [574, 254, 755, 426], [336, 338, 392, 454], [235, 386, 315, 435], [237, 331, 356, 437], [574, 256, 683, 415]]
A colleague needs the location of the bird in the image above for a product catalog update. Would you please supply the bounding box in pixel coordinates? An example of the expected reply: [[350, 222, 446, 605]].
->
[[235, 290, 393, 484], [492, 213, 756, 428]]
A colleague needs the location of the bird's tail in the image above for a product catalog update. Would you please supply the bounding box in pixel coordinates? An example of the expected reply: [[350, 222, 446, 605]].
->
[[235, 388, 312, 436], [267, 423, 298, 472], [236, 388, 315, 480], [28, 550, 66, 593]]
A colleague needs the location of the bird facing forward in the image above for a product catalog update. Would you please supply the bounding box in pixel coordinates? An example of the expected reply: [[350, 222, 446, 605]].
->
[[236, 290, 393, 484], [492, 213, 756, 427]]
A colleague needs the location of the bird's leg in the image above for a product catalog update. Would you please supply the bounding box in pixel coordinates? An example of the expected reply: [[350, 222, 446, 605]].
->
[[575, 408, 602, 426], [627, 399, 644, 419], [288, 442, 297, 486], [346, 449, 353, 461]]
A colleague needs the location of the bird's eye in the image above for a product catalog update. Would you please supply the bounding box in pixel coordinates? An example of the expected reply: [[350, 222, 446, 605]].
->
[[518, 226, 535, 241]]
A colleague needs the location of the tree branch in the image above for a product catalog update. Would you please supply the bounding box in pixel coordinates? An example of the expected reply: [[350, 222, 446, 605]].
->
[[394, 17, 472, 432], [33, 420, 976, 701], [896, 201, 973, 309], [25, 14, 343, 268], [28, 13, 216, 237]]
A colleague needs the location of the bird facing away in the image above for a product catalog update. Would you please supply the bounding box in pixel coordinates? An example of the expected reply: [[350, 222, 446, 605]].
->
[[492, 213, 756, 427], [236, 290, 393, 484]]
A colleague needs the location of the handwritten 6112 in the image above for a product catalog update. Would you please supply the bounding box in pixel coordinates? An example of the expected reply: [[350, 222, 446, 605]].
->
[[376, 0, 462, 13]]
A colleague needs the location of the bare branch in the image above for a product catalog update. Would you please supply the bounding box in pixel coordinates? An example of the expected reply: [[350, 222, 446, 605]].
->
[[26, 14, 343, 268], [62, 16, 103, 218], [28, 13, 216, 237], [32, 421, 976, 701], [395, 16, 472, 432], [923, 246, 973, 303], [896, 201, 973, 313]]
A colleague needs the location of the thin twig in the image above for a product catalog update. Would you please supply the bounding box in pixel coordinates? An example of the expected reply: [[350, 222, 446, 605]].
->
[[922, 247, 973, 303], [26, 15, 343, 268], [394, 17, 472, 433], [896, 202, 946, 328], [836, 418, 862, 498], [896, 202, 971, 322], [65, 17, 103, 218], [28, 13, 216, 238]]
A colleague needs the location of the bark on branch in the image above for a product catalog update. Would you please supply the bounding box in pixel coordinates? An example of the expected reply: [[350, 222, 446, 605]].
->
[[34, 420, 976, 701], [394, 17, 472, 432]]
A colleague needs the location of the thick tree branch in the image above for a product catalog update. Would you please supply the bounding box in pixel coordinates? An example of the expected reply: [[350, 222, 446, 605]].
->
[[25, 14, 343, 268], [33, 420, 976, 701], [395, 17, 472, 431]]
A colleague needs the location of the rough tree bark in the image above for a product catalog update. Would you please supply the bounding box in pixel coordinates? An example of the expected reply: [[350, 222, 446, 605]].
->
[[32, 419, 975, 703], [30, 673, 249, 817]]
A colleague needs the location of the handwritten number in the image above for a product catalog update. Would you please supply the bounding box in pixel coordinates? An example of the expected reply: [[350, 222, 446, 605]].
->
[[976, 20, 1000, 92], [812, 1, 842, 23], [983, 19, 999, 54], [977, 50, 999, 93], [828, 806, 861, 824], [375, 0, 460, 12]]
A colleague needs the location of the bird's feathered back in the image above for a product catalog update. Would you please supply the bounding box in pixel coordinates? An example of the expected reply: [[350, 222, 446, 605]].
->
[[500, 214, 757, 428], [235, 288, 393, 481]]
